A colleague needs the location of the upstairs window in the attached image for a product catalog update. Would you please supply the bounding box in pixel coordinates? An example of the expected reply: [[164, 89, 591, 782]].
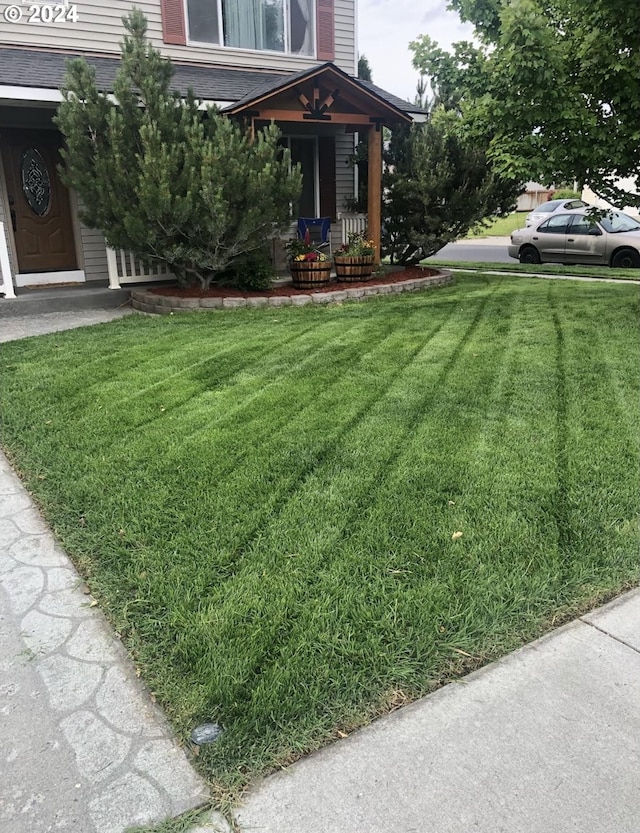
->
[[186, 0, 315, 55]]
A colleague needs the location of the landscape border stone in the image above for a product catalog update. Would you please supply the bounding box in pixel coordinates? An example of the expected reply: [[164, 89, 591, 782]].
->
[[130, 270, 453, 315]]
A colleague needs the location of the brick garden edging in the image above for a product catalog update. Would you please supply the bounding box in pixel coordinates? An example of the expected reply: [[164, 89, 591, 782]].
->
[[130, 270, 453, 314]]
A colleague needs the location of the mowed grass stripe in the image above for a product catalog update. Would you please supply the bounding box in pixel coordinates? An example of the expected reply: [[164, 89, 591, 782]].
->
[[38, 302, 459, 575], [131, 288, 505, 742], [0, 275, 638, 800], [550, 283, 639, 589], [56, 317, 345, 437]]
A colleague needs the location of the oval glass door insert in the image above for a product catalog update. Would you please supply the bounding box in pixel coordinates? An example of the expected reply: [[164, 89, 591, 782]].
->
[[21, 148, 51, 216]]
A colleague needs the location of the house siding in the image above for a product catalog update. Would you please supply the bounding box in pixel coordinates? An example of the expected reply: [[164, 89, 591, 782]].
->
[[79, 224, 110, 282], [334, 1, 356, 75], [335, 132, 355, 215], [0, 0, 356, 76]]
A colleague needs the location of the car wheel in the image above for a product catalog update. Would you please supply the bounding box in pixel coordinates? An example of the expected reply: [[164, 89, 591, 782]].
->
[[611, 248, 640, 269], [519, 246, 541, 265]]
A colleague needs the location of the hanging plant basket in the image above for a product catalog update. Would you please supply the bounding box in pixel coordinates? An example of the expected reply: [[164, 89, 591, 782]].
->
[[289, 259, 333, 289], [333, 255, 375, 281]]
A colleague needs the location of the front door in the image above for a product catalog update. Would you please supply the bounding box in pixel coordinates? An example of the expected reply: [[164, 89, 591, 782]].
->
[[1, 129, 77, 273]]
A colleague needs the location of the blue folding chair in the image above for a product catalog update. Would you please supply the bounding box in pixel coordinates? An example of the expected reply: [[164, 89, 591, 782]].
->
[[297, 217, 332, 253]]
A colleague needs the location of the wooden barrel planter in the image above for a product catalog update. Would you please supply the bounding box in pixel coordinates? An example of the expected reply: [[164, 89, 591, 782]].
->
[[334, 255, 375, 281], [289, 260, 333, 289]]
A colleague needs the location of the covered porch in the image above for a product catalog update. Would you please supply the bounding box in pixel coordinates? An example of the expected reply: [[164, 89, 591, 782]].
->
[[0, 51, 423, 295], [223, 62, 415, 266]]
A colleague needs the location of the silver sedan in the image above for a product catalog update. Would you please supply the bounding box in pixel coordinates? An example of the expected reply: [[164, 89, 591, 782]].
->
[[508, 211, 640, 268]]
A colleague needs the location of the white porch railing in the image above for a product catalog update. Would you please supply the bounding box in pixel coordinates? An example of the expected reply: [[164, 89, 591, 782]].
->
[[106, 218, 369, 288], [338, 213, 368, 245], [106, 247, 175, 289], [0, 221, 16, 299]]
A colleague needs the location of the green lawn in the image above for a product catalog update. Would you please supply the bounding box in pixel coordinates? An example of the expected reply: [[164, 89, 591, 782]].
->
[[1, 274, 639, 806], [426, 260, 640, 280], [466, 213, 529, 237]]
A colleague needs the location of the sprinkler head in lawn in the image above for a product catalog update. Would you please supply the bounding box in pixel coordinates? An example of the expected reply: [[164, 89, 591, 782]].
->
[[190, 722, 224, 745]]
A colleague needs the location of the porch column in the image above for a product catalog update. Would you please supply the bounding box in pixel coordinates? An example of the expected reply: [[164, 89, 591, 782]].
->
[[367, 123, 383, 264], [0, 221, 16, 299]]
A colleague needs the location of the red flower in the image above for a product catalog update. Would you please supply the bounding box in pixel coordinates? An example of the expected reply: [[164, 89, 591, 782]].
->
[[306, 251, 318, 261]]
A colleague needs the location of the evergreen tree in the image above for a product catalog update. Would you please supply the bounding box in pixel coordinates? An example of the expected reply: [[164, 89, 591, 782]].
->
[[382, 109, 519, 264], [357, 54, 373, 82], [55, 10, 301, 289]]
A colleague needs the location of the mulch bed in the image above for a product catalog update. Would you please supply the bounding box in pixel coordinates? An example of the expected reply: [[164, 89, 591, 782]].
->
[[149, 266, 439, 298]]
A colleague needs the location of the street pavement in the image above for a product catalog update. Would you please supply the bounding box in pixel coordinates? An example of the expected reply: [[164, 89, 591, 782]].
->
[[1, 290, 639, 833], [426, 236, 513, 263]]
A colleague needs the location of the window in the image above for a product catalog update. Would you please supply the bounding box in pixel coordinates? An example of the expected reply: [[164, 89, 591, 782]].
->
[[186, 0, 315, 55], [538, 215, 571, 234], [568, 215, 600, 236], [598, 211, 640, 234]]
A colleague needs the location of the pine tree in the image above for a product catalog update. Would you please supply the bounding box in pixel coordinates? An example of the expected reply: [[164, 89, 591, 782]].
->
[[382, 110, 520, 264], [55, 10, 302, 289]]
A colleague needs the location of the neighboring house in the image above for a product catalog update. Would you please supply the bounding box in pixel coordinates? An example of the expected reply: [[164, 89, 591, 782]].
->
[[0, 0, 424, 294], [516, 181, 555, 213], [582, 180, 640, 218]]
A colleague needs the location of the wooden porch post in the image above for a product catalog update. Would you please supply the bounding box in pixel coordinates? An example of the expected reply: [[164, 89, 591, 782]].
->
[[367, 123, 383, 264]]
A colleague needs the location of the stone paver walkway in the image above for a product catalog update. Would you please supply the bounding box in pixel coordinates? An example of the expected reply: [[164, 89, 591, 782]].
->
[[0, 450, 228, 833]]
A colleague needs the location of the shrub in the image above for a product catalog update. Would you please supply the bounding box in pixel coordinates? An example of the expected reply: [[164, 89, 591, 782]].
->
[[55, 10, 301, 290]]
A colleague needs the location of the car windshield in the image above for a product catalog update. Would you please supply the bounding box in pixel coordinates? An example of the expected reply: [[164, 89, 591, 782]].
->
[[598, 211, 640, 233]]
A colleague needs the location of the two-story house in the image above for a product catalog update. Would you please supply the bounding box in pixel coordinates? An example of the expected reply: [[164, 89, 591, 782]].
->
[[0, 0, 424, 294]]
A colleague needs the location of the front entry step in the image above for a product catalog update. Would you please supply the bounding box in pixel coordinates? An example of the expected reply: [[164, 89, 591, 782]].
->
[[0, 284, 131, 318]]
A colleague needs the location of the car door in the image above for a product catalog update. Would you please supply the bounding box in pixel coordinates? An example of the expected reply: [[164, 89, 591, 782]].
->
[[563, 214, 605, 264], [532, 214, 572, 262]]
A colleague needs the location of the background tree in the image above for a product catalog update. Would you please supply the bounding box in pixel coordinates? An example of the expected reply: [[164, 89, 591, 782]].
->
[[411, 0, 640, 207], [357, 54, 373, 82], [382, 108, 519, 264], [55, 10, 301, 289]]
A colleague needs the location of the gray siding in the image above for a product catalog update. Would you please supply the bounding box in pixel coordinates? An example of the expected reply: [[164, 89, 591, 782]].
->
[[79, 223, 110, 283], [0, 0, 356, 77], [334, 0, 356, 74], [74, 194, 109, 282], [335, 132, 355, 214]]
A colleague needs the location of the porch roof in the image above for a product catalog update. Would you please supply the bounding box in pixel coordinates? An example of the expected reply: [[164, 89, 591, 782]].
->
[[0, 47, 426, 119], [221, 62, 418, 125]]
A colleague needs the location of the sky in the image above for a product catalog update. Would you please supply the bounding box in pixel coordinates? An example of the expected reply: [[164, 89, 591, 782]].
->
[[357, 0, 475, 102]]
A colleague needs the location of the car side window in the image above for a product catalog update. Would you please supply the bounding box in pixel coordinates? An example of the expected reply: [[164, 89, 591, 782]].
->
[[538, 215, 571, 234], [568, 216, 595, 235]]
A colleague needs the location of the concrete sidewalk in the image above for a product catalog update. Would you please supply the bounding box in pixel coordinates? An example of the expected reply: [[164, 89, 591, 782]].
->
[[232, 589, 640, 833], [0, 301, 225, 832], [0, 283, 132, 342], [0, 449, 227, 833]]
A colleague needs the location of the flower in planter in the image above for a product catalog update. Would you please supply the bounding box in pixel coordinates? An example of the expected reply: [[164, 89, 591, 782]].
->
[[285, 229, 330, 262], [334, 229, 376, 258]]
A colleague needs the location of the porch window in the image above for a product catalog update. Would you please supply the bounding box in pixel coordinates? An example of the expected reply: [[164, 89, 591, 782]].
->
[[186, 0, 315, 55]]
